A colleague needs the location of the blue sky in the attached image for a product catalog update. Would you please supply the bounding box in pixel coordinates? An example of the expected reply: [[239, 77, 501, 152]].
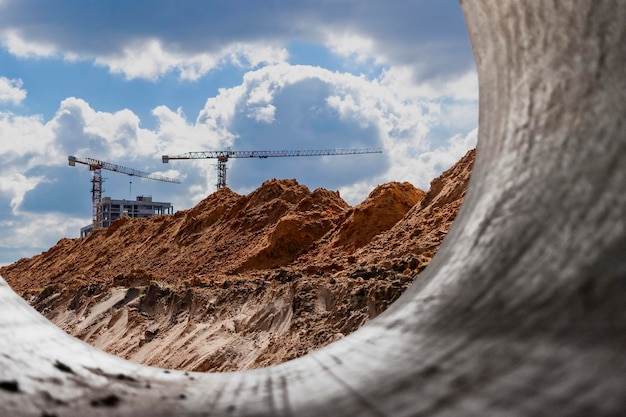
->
[[0, 0, 478, 266]]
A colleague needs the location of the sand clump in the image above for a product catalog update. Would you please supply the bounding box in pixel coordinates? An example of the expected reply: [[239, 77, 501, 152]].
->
[[1, 149, 475, 372]]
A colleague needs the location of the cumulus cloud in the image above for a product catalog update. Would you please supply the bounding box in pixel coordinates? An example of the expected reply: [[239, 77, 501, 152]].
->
[[0, 213, 88, 265], [417, 128, 478, 178], [340, 129, 478, 204], [1, 99, 176, 214], [163, 62, 474, 204], [0, 1, 472, 83], [1, 29, 58, 58], [0, 77, 27, 105], [0, 172, 44, 214], [324, 32, 379, 65], [0, 62, 478, 263], [0, 112, 54, 159], [48, 97, 164, 161], [95, 39, 288, 81], [0, 1, 479, 265]]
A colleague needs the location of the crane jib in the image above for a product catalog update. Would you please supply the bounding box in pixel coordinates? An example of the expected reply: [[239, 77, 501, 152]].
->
[[161, 148, 382, 161], [160, 148, 383, 190]]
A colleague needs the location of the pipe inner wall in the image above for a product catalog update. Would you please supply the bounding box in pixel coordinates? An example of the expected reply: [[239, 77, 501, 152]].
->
[[1, 1, 625, 415]]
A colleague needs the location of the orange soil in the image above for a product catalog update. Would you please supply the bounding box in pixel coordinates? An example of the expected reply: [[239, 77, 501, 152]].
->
[[1, 149, 475, 372]]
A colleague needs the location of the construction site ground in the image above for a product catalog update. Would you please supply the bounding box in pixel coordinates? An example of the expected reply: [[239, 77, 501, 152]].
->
[[1, 149, 475, 373]]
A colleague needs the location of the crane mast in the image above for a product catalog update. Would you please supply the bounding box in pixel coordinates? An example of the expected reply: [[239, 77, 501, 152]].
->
[[162, 148, 382, 190], [68, 156, 180, 232]]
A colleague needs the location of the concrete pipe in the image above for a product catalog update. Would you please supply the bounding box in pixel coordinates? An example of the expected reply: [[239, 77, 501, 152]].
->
[[1, 1, 625, 416]]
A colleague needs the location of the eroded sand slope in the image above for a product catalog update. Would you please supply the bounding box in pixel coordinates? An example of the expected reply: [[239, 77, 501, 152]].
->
[[1, 149, 474, 372]]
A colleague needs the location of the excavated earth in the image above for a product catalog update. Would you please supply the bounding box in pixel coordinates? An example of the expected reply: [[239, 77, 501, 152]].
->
[[1, 149, 474, 372]]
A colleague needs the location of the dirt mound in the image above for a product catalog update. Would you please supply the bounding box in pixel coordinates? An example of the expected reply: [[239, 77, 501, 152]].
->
[[2, 179, 349, 294], [236, 187, 350, 271], [295, 149, 476, 275], [329, 182, 425, 252], [356, 148, 475, 262], [0, 149, 475, 372]]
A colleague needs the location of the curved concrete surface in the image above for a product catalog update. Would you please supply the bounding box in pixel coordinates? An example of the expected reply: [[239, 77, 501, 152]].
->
[[1, 1, 625, 416]]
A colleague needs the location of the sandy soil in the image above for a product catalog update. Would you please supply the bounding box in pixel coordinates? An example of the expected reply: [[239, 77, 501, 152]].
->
[[1, 149, 474, 372]]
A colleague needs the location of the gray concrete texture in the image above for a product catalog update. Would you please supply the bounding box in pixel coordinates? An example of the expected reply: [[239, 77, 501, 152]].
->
[[1, 1, 625, 415]]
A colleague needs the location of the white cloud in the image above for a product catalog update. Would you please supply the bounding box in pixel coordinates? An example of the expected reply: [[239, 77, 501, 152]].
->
[[48, 97, 163, 161], [230, 43, 289, 69], [248, 80, 275, 105], [339, 129, 477, 205], [211, 62, 440, 145], [0, 98, 179, 220], [95, 38, 288, 82], [0, 213, 88, 250], [1, 31, 289, 83], [96, 39, 178, 81], [1, 30, 58, 58], [381, 65, 479, 102], [153, 104, 233, 154], [0, 172, 45, 214], [416, 128, 478, 177], [0, 111, 58, 169], [94, 38, 211, 82], [0, 63, 476, 198], [0, 61, 477, 263], [439, 101, 479, 134], [0, 77, 26, 105], [0, 2, 474, 84], [324, 32, 380, 65], [250, 104, 276, 124], [183, 62, 476, 204], [0, 2, 479, 267]]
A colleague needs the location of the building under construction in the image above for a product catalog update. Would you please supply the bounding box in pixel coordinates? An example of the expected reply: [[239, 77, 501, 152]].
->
[[80, 195, 173, 237]]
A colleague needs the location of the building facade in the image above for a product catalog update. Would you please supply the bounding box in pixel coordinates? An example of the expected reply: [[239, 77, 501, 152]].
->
[[80, 195, 173, 237]]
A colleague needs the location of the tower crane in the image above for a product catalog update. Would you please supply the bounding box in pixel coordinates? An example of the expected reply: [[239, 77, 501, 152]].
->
[[162, 148, 382, 190], [68, 156, 181, 232]]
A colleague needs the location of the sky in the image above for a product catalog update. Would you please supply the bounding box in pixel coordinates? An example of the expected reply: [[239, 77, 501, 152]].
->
[[0, 0, 478, 266]]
